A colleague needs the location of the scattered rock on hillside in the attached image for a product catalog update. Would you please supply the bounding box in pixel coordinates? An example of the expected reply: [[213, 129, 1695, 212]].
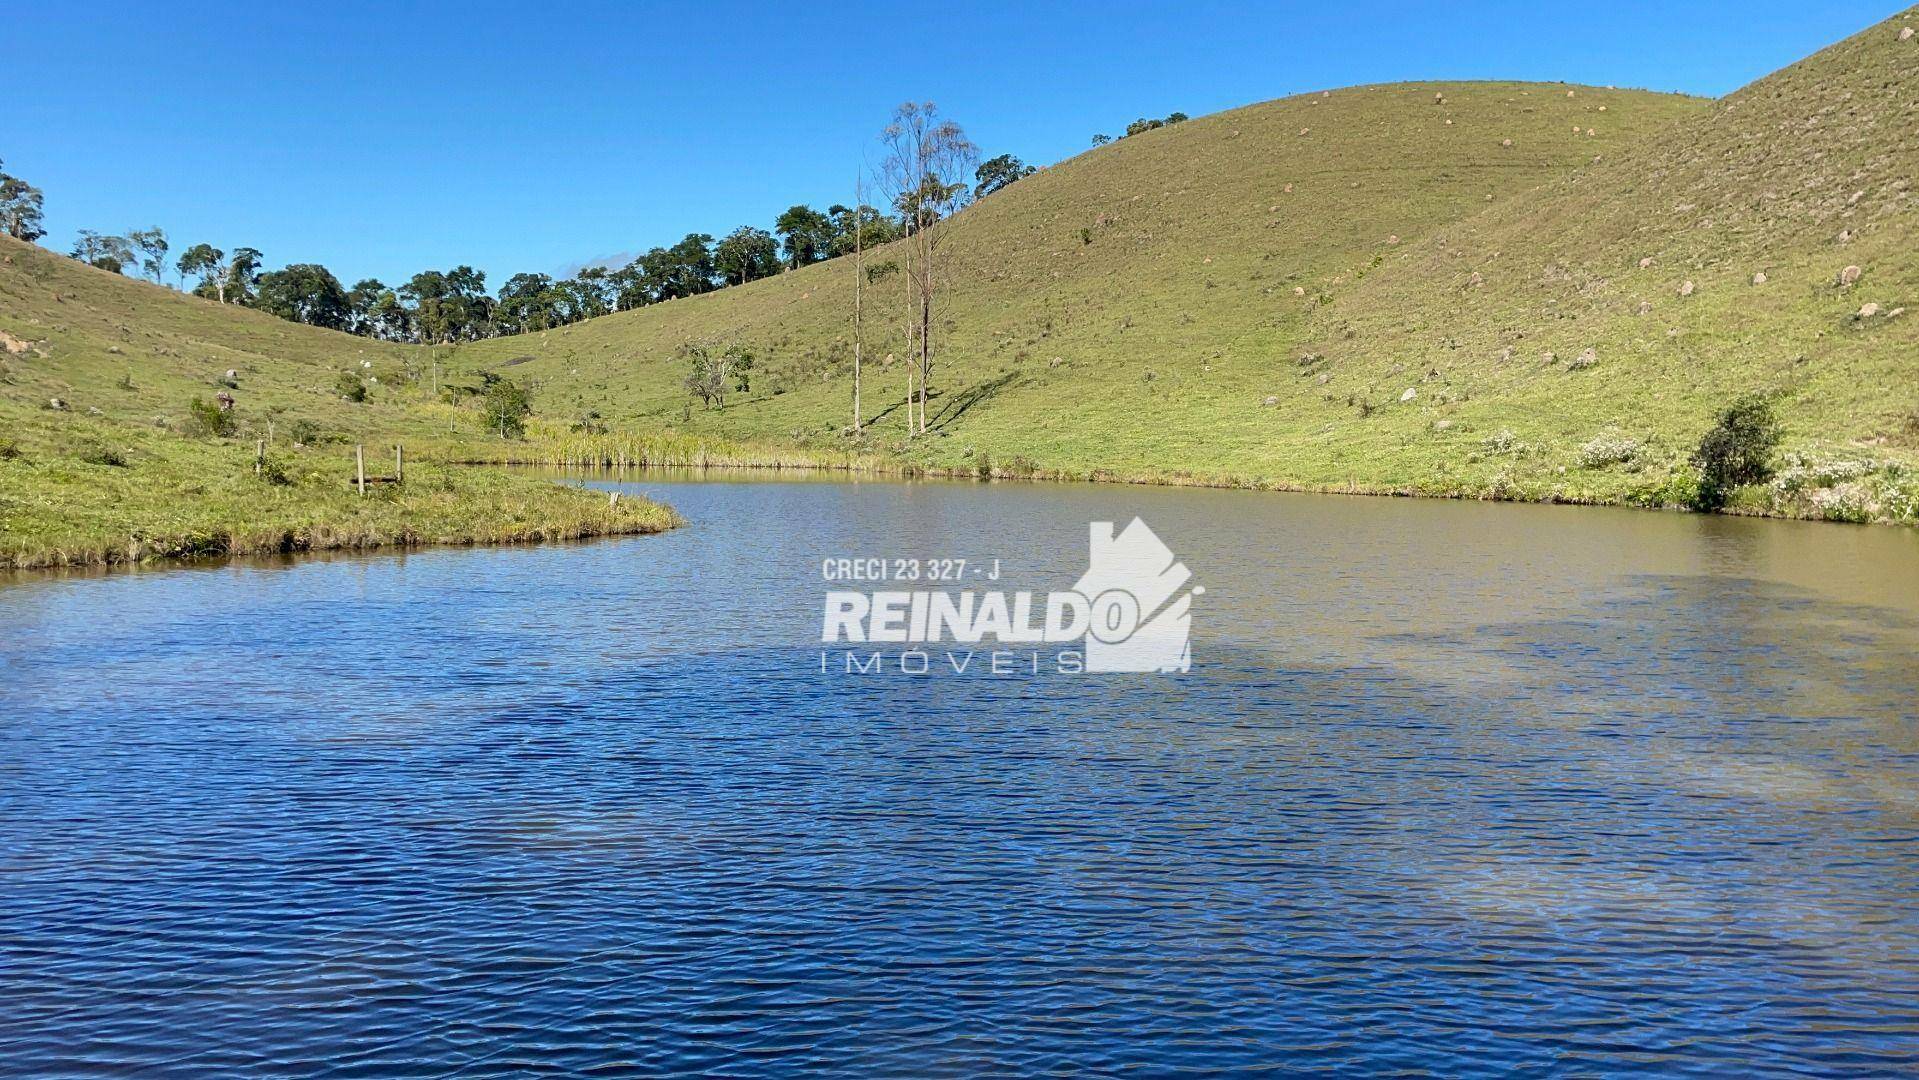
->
[[1858, 302, 1882, 318], [1839, 265, 1862, 286], [1902, 26, 1914, 41], [48, 397, 67, 411], [1751, 272, 1767, 285], [1501, 138, 1513, 147], [1637, 300, 1653, 315], [1679, 280, 1696, 297], [1467, 272, 1484, 288], [1263, 395, 1279, 407], [1299, 127, 1310, 136], [1293, 286, 1306, 296], [1568, 348, 1598, 370], [0, 330, 32, 355], [1638, 257, 1655, 268], [1400, 387, 1418, 402], [1542, 351, 1557, 364]]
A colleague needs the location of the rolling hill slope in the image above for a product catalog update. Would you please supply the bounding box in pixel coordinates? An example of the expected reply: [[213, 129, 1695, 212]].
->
[[456, 80, 1709, 487], [0, 237, 678, 568], [1295, 7, 1919, 519]]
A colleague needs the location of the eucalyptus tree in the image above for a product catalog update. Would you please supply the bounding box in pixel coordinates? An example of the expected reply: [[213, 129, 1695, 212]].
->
[[178, 243, 227, 299], [128, 227, 169, 283], [774, 204, 833, 268], [714, 226, 780, 285], [879, 101, 977, 434], [71, 230, 135, 273], [252, 263, 351, 329], [0, 160, 46, 242], [973, 154, 1035, 198]]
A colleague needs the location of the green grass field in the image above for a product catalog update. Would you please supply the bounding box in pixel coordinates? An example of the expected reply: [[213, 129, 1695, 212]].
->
[[4, 9, 1917, 569], [0, 239, 681, 569]]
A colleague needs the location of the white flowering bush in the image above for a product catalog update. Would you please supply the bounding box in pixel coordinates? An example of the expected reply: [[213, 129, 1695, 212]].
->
[[1771, 452, 1877, 495], [1577, 431, 1644, 469], [1766, 452, 1919, 523], [1808, 482, 1875, 523], [1480, 429, 1531, 457]]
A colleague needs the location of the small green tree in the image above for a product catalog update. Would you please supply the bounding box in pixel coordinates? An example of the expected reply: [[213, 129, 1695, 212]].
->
[[681, 343, 754, 410], [1689, 395, 1782, 511], [482, 375, 533, 438]]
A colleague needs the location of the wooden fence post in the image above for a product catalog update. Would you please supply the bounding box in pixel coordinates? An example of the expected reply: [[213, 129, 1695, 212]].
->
[[356, 444, 366, 496], [395, 444, 404, 485], [255, 438, 264, 475]]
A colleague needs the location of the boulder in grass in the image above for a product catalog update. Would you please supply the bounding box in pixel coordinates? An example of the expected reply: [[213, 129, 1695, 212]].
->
[[1679, 280, 1696, 297], [1858, 302, 1882, 319], [1751, 272, 1767, 285], [1839, 264, 1862, 286], [1902, 26, 1914, 41]]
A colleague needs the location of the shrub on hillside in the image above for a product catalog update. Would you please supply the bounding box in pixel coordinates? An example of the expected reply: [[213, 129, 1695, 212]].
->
[[258, 454, 293, 486], [334, 372, 368, 402], [285, 418, 328, 446], [77, 443, 129, 467], [1688, 395, 1781, 511], [1480, 429, 1531, 457], [1577, 431, 1644, 469], [185, 397, 236, 438], [482, 375, 534, 438]]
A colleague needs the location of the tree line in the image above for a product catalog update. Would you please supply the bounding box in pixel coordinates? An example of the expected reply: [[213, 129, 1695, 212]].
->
[[1, 144, 1041, 346]]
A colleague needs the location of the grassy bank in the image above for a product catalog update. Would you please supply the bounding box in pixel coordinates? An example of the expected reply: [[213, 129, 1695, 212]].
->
[[0, 409, 680, 571]]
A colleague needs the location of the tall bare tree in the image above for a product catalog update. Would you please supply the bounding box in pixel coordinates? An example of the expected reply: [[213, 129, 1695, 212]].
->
[[879, 102, 977, 434], [852, 171, 864, 433]]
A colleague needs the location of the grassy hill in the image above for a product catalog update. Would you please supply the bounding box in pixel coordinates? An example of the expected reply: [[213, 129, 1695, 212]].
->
[[0, 236, 679, 569], [458, 81, 1711, 490], [1297, 7, 1919, 520]]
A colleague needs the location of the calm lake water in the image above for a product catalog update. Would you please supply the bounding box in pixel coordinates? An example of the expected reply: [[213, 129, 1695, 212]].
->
[[4, 471, 1919, 1076]]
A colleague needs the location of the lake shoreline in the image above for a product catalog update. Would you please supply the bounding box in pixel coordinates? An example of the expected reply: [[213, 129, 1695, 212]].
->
[[455, 436, 1913, 529], [0, 455, 683, 573]]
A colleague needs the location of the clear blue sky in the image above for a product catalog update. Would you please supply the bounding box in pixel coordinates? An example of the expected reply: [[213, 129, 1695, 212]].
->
[[4, 1, 1901, 288]]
